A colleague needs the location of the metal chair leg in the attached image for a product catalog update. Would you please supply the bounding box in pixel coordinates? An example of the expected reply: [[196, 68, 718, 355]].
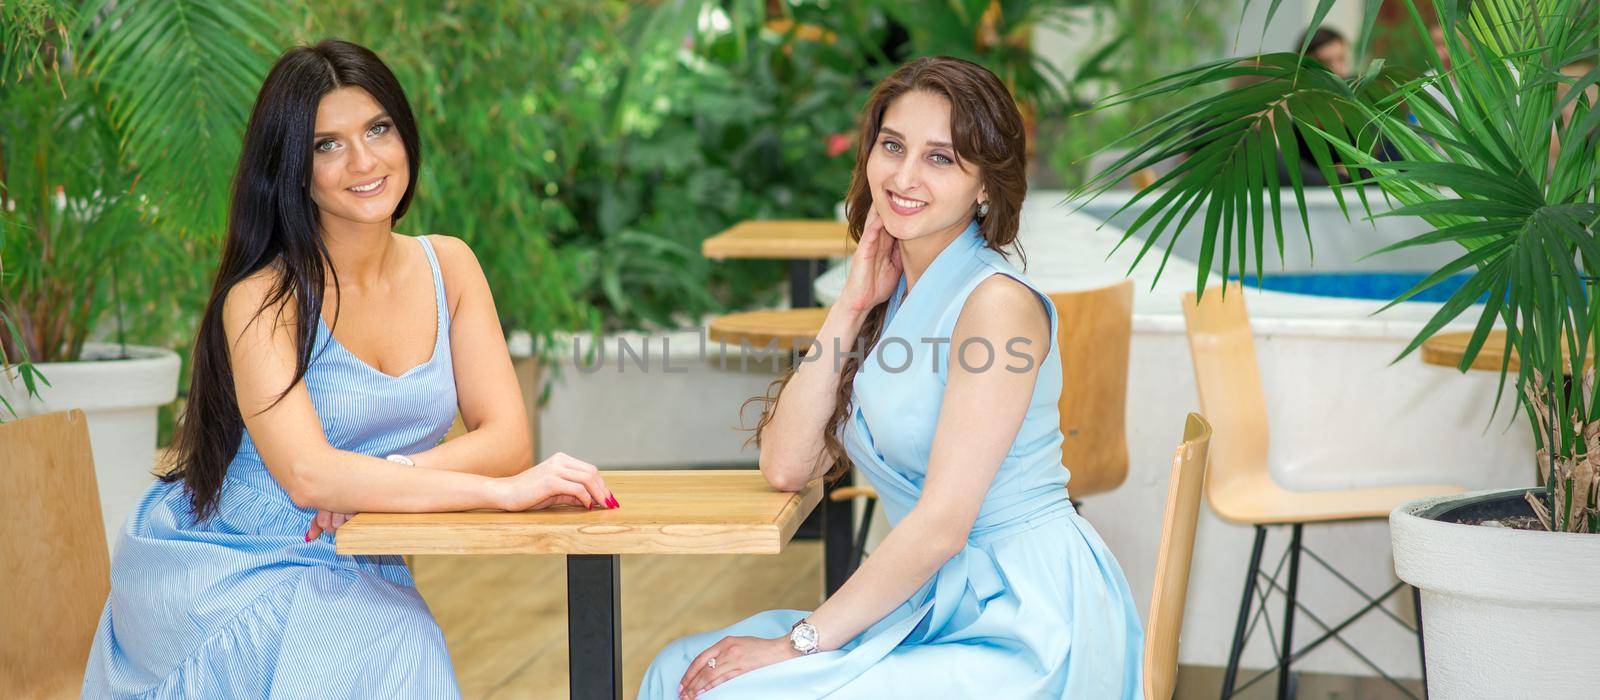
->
[[848, 497, 875, 575], [1222, 525, 1268, 698], [1276, 524, 1304, 700]]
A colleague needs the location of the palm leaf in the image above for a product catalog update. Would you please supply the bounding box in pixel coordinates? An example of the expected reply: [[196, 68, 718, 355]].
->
[[76, 0, 279, 237]]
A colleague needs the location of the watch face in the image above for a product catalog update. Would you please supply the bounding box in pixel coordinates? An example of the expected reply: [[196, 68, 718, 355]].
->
[[792, 622, 818, 650]]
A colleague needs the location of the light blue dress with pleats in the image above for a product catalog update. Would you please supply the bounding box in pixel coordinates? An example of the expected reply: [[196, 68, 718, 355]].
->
[[640, 221, 1143, 699], [83, 235, 462, 699]]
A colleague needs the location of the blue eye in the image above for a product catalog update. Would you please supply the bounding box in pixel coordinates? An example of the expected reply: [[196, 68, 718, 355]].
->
[[315, 139, 337, 154], [368, 122, 390, 137]]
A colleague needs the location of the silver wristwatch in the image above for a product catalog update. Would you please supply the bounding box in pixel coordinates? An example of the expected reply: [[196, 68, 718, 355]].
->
[[788, 619, 820, 655]]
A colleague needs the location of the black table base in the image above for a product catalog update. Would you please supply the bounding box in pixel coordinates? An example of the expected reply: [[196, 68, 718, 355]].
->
[[567, 554, 621, 700]]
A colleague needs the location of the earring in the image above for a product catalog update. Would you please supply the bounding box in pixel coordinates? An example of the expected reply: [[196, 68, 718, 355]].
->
[[977, 201, 990, 218]]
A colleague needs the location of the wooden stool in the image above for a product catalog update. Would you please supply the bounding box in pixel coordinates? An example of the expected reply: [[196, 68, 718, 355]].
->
[[708, 307, 831, 352], [1145, 414, 1212, 700], [2, 410, 110, 698], [1183, 283, 1465, 699], [830, 280, 1138, 572]]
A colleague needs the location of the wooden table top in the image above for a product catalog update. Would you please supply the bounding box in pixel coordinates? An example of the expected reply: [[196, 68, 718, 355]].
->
[[708, 308, 830, 351], [1421, 329, 1591, 373], [701, 220, 854, 260], [335, 470, 822, 556]]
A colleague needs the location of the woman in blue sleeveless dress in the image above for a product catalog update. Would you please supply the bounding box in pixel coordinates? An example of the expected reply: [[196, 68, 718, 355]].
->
[[82, 40, 618, 699], [645, 57, 1142, 699]]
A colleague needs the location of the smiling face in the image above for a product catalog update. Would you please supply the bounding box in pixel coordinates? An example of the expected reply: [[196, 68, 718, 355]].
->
[[308, 86, 409, 230], [865, 90, 986, 245]]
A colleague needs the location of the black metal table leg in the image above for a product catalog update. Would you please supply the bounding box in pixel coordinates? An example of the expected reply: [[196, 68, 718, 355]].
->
[[823, 470, 854, 596], [788, 258, 825, 308], [568, 554, 621, 700], [786, 256, 852, 593]]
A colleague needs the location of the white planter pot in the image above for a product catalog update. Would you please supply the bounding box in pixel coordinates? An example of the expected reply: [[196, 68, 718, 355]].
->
[[2, 343, 180, 554], [1392, 488, 1600, 699]]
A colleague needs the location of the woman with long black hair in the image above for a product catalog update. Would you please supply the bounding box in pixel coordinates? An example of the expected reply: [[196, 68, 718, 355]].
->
[[82, 40, 614, 698]]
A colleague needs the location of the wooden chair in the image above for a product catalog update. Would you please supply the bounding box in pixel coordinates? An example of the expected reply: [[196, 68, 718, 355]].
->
[[1055, 278, 1133, 499], [1144, 413, 1212, 700], [2, 410, 110, 699], [831, 279, 1136, 571], [1182, 283, 1463, 699]]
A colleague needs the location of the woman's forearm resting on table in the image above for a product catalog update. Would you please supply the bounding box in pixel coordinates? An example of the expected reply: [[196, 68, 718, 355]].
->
[[757, 305, 867, 492], [407, 416, 533, 478], [280, 446, 503, 514]]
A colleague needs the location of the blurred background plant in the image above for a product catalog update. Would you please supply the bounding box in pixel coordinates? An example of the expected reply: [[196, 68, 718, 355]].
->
[[300, 0, 890, 334], [1, 0, 277, 419], [1043, 0, 1229, 189]]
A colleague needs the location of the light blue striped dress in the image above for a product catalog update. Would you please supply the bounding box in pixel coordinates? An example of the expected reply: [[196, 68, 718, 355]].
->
[[640, 220, 1144, 698], [83, 235, 462, 699]]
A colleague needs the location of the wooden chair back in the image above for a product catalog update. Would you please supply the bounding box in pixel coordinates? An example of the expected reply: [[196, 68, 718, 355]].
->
[[1, 410, 110, 698], [1143, 413, 1213, 700], [1180, 283, 1272, 514], [1050, 279, 1134, 498]]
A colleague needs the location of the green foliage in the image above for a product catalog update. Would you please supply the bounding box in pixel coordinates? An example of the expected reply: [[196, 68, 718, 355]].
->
[[1047, 0, 1228, 189], [303, 0, 887, 334], [879, 0, 1095, 116], [1, 0, 278, 370], [1073, 0, 1600, 532], [569, 7, 879, 329]]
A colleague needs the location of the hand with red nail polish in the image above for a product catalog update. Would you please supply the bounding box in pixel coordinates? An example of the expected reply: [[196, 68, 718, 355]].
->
[[303, 509, 353, 542], [489, 451, 612, 512]]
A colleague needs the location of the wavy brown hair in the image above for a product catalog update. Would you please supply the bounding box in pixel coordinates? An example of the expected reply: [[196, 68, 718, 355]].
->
[[742, 56, 1028, 483]]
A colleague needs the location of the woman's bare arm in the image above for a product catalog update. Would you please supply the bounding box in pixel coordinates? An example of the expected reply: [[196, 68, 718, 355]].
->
[[400, 235, 532, 477]]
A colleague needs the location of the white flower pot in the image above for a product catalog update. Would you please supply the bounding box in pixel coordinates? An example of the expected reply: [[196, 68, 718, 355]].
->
[[1392, 488, 1600, 699], [2, 343, 180, 554]]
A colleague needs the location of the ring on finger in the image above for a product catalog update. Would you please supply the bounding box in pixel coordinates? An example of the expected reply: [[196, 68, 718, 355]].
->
[[707, 657, 717, 669]]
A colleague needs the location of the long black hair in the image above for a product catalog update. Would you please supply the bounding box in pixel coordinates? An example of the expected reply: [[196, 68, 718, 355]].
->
[[162, 39, 421, 521]]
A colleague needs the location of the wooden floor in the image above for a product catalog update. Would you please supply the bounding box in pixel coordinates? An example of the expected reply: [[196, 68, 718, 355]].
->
[[413, 541, 823, 699]]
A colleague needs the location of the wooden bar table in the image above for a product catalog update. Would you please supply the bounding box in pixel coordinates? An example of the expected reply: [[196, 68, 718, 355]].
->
[[702, 220, 857, 596], [336, 470, 822, 700], [701, 220, 853, 307], [1421, 329, 1592, 373]]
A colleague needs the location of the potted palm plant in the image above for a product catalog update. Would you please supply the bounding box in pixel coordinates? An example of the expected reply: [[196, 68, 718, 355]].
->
[[1, 1, 275, 549], [1073, 0, 1598, 694]]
